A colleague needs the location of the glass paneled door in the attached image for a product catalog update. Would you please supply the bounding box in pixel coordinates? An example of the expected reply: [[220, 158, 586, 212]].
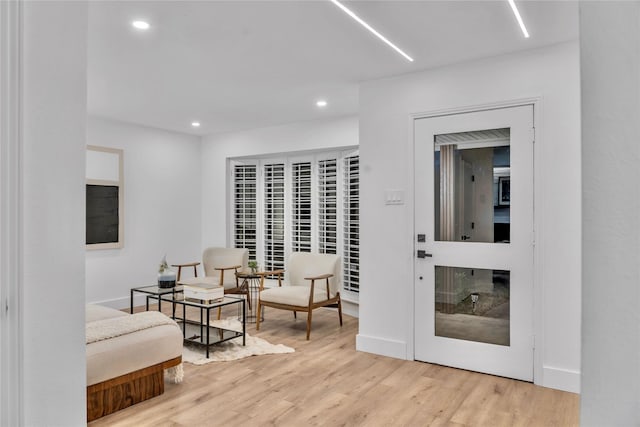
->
[[414, 105, 534, 381]]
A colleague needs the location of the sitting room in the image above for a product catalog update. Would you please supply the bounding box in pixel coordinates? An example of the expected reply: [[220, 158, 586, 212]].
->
[[1, 1, 637, 426]]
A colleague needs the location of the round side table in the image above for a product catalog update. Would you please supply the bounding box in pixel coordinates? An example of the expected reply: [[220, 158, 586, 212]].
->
[[235, 271, 264, 323]]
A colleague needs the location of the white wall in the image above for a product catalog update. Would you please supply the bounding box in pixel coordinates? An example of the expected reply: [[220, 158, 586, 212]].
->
[[201, 116, 358, 248], [358, 42, 581, 393], [21, 2, 88, 424], [86, 117, 202, 309], [580, 3, 640, 425]]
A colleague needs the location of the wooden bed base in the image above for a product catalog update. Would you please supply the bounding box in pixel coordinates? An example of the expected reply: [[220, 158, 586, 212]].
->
[[86, 356, 182, 422]]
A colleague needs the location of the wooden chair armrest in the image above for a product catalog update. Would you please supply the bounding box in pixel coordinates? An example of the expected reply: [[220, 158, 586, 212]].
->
[[259, 269, 285, 276], [305, 274, 333, 300], [214, 265, 242, 271], [257, 269, 285, 290], [171, 262, 200, 268], [304, 273, 333, 281]]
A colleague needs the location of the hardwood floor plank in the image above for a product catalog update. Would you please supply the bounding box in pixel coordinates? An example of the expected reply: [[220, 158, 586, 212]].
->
[[89, 305, 578, 426]]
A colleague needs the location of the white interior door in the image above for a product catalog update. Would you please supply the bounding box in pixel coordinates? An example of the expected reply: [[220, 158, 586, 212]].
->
[[414, 105, 534, 381]]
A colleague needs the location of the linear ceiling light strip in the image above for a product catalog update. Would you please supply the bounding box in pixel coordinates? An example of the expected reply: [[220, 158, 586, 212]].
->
[[329, 0, 414, 62], [508, 0, 530, 38]]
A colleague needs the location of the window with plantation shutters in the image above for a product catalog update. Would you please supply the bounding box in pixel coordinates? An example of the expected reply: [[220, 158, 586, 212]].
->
[[291, 161, 312, 252], [263, 163, 286, 272], [230, 150, 359, 295], [233, 164, 257, 259], [318, 159, 338, 255], [343, 155, 360, 292]]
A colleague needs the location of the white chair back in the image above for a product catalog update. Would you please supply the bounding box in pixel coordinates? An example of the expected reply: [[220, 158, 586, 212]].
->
[[285, 252, 341, 296], [202, 247, 249, 286]]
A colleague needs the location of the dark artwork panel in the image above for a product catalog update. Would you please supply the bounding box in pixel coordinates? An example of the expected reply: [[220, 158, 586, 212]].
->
[[86, 184, 119, 244]]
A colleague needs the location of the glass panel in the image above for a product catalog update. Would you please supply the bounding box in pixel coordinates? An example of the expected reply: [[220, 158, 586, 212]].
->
[[434, 128, 510, 243], [434, 266, 510, 346]]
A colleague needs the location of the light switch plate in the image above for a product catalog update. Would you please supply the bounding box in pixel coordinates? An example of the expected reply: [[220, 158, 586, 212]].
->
[[385, 190, 405, 205]]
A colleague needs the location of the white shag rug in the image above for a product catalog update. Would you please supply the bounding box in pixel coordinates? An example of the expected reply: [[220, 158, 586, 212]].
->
[[182, 318, 294, 365]]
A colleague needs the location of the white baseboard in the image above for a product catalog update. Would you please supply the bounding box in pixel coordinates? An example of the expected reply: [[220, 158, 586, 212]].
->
[[356, 334, 407, 360], [542, 365, 580, 393], [341, 299, 358, 318]]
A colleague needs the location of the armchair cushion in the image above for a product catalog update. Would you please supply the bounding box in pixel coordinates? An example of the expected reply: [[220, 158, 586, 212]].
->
[[260, 286, 331, 307]]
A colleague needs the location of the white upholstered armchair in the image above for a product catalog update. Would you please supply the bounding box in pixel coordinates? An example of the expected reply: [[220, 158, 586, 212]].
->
[[178, 247, 250, 306], [256, 252, 343, 340]]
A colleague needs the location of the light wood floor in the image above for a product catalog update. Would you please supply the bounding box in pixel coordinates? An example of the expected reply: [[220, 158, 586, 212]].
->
[[89, 305, 579, 426]]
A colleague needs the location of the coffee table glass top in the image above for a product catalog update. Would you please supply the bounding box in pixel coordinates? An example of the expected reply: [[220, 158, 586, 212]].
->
[[160, 293, 243, 308], [131, 284, 184, 295]]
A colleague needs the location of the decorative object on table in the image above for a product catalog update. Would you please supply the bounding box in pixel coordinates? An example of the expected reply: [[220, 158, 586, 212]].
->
[[183, 282, 224, 302], [157, 255, 177, 288], [181, 318, 294, 365], [248, 260, 259, 274]]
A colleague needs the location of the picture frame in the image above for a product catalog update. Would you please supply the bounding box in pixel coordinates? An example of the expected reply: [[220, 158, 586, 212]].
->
[[86, 145, 124, 250], [498, 176, 510, 206]]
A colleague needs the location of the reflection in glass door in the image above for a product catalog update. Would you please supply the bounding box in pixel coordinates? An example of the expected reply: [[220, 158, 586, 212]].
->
[[414, 105, 534, 382], [434, 128, 511, 243], [435, 266, 510, 346]]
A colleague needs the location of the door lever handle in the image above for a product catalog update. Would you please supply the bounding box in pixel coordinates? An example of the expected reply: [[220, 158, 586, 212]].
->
[[417, 250, 432, 259]]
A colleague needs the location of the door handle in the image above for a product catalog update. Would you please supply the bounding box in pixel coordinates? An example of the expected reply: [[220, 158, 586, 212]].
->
[[417, 250, 432, 259]]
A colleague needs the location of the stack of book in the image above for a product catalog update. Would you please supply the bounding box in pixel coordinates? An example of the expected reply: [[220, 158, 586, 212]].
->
[[183, 282, 224, 302]]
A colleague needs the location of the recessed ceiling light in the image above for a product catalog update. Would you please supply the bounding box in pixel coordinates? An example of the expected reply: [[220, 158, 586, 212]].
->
[[329, 0, 414, 62], [191, 121, 201, 128], [507, 0, 530, 38], [132, 21, 150, 30], [316, 100, 328, 108]]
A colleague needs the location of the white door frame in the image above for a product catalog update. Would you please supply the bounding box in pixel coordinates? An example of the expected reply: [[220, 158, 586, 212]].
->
[[407, 97, 543, 385], [0, 1, 24, 425]]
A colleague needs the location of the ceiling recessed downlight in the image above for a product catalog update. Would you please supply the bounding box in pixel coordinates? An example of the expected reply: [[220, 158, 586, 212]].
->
[[132, 20, 150, 30], [191, 121, 201, 127], [329, 0, 414, 62], [316, 100, 328, 108]]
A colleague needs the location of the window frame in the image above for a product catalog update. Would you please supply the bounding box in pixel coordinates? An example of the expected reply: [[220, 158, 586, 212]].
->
[[228, 148, 359, 299]]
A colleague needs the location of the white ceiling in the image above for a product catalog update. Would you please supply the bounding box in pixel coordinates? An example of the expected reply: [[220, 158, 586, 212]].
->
[[87, 1, 578, 136]]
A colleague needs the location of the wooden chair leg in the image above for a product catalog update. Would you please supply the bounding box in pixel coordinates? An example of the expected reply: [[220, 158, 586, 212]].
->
[[337, 297, 343, 326], [306, 309, 313, 340], [217, 307, 221, 320], [256, 300, 261, 331], [293, 311, 297, 319]]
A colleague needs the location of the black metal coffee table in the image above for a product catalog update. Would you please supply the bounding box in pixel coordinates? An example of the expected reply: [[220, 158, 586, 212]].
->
[[130, 284, 183, 315], [160, 294, 246, 358]]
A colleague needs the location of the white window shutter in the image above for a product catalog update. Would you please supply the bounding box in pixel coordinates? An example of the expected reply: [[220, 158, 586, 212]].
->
[[343, 155, 360, 293], [233, 163, 257, 260], [263, 162, 286, 272], [291, 161, 312, 253], [318, 158, 338, 255]]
